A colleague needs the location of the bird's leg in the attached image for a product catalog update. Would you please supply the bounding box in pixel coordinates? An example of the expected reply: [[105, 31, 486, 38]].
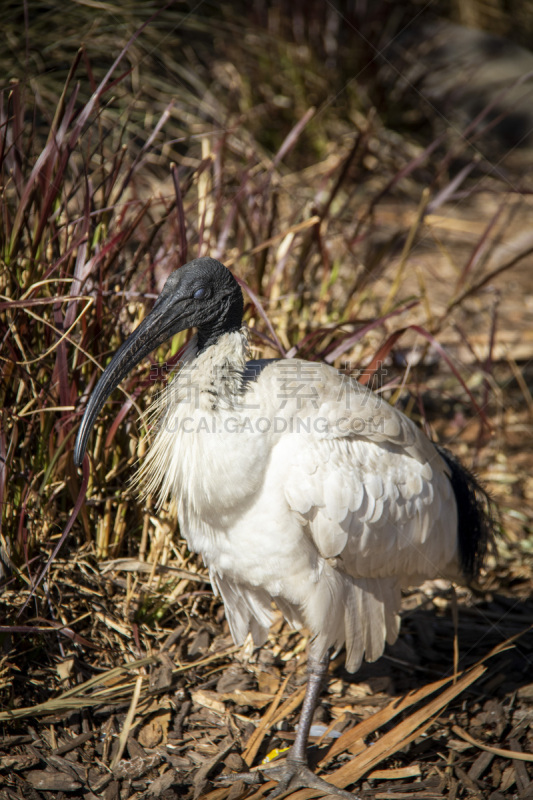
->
[[290, 649, 331, 762], [220, 650, 358, 799]]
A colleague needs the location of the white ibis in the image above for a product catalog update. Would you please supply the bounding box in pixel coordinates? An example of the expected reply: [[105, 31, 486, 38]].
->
[[74, 257, 492, 798]]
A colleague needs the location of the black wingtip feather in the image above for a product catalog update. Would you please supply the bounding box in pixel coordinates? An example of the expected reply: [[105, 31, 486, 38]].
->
[[436, 445, 496, 579]]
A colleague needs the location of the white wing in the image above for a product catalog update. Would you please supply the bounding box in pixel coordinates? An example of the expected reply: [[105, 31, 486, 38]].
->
[[258, 361, 458, 669]]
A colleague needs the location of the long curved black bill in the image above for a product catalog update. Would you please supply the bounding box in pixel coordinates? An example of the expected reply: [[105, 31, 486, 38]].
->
[[74, 306, 177, 468]]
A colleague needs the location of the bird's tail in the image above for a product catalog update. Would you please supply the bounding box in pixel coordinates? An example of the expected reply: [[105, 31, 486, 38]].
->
[[436, 445, 496, 579]]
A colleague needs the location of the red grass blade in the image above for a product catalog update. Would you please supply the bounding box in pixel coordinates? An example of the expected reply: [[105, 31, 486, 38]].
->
[[324, 300, 419, 363]]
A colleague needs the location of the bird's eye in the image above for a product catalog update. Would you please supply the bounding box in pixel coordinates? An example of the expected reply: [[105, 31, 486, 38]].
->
[[194, 287, 206, 300]]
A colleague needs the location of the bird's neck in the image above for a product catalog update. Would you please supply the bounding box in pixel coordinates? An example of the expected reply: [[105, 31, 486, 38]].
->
[[176, 327, 250, 411]]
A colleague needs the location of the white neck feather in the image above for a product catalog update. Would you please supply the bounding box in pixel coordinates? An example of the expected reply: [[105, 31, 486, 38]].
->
[[134, 327, 250, 504]]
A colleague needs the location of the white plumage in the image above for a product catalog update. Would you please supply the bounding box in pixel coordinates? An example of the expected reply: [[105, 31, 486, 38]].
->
[[74, 257, 490, 798], [139, 329, 458, 673]]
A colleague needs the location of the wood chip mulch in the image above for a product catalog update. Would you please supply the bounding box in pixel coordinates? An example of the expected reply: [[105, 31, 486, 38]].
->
[[1, 543, 532, 800]]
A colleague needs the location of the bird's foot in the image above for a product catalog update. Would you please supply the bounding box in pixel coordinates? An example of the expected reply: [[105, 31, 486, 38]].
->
[[219, 756, 358, 799]]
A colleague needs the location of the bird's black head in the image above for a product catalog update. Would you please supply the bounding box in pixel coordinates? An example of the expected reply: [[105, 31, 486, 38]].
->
[[151, 257, 243, 351], [73, 257, 243, 467]]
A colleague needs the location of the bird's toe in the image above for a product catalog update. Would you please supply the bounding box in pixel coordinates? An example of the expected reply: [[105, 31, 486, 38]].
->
[[267, 761, 357, 799], [219, 758, 359, 799]]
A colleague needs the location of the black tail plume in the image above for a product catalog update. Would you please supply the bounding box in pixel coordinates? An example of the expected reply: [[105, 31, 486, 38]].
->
[[436, 445, 496, 579]]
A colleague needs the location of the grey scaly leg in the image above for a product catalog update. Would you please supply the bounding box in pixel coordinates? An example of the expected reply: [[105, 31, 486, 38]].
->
[[220, 651, 359, 799]]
